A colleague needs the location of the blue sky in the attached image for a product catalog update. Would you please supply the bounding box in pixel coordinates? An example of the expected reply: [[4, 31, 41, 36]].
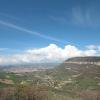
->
[[0, 0, 100, 64]]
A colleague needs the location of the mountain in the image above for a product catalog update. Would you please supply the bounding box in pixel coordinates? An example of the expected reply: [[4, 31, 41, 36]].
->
[[53, 56, 100, 82], [47, 56, 100, 99], [66, 56, 100, 63]]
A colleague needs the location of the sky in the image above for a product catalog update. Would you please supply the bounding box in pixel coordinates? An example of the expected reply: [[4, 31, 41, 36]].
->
[[0, 0, 100, 65]]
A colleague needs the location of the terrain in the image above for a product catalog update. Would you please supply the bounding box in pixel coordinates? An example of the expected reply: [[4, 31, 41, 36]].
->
[[0, 56, 100, 100]]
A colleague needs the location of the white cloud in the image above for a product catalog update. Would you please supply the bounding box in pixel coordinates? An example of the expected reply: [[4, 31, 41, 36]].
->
[[83, 50, 97, 56], [86, 45, 100, 50], [71, 6, 100, 27], [0, 44, 98, 65], [50, 6, 100, 27]]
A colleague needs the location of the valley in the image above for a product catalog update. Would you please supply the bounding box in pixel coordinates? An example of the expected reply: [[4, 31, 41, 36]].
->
[[0, 57, 100, 100]]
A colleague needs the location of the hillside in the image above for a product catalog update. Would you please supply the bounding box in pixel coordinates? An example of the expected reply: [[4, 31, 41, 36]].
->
[[48, 57, 100, 99], [0, 57, 100, 100], [66, 56, 100, 63]]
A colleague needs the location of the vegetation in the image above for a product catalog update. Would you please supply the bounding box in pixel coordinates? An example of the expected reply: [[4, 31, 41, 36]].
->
[[0, 85, 50, 100], [0, 57, 100, 100]]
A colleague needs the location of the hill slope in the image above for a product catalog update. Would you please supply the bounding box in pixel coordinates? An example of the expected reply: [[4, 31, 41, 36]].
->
[[47, 57, 100, 99], [66, 56, 100, 63], [0, 56, 100, 100]]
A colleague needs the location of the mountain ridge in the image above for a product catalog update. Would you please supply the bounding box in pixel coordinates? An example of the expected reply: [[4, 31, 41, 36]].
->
[[66, 56, 100, 62], [64, 56, 100, 65]]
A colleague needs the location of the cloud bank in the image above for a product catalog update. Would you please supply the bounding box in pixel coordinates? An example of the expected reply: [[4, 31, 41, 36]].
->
[[0, 44, 99, 65]]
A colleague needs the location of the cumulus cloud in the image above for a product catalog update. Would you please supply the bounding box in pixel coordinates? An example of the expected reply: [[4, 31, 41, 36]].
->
[[0, 44, 98, 65], [86, 45, 100, 50]]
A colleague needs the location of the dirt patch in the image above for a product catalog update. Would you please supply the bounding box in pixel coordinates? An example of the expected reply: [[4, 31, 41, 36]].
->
[[0, 79, 14, 85]]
